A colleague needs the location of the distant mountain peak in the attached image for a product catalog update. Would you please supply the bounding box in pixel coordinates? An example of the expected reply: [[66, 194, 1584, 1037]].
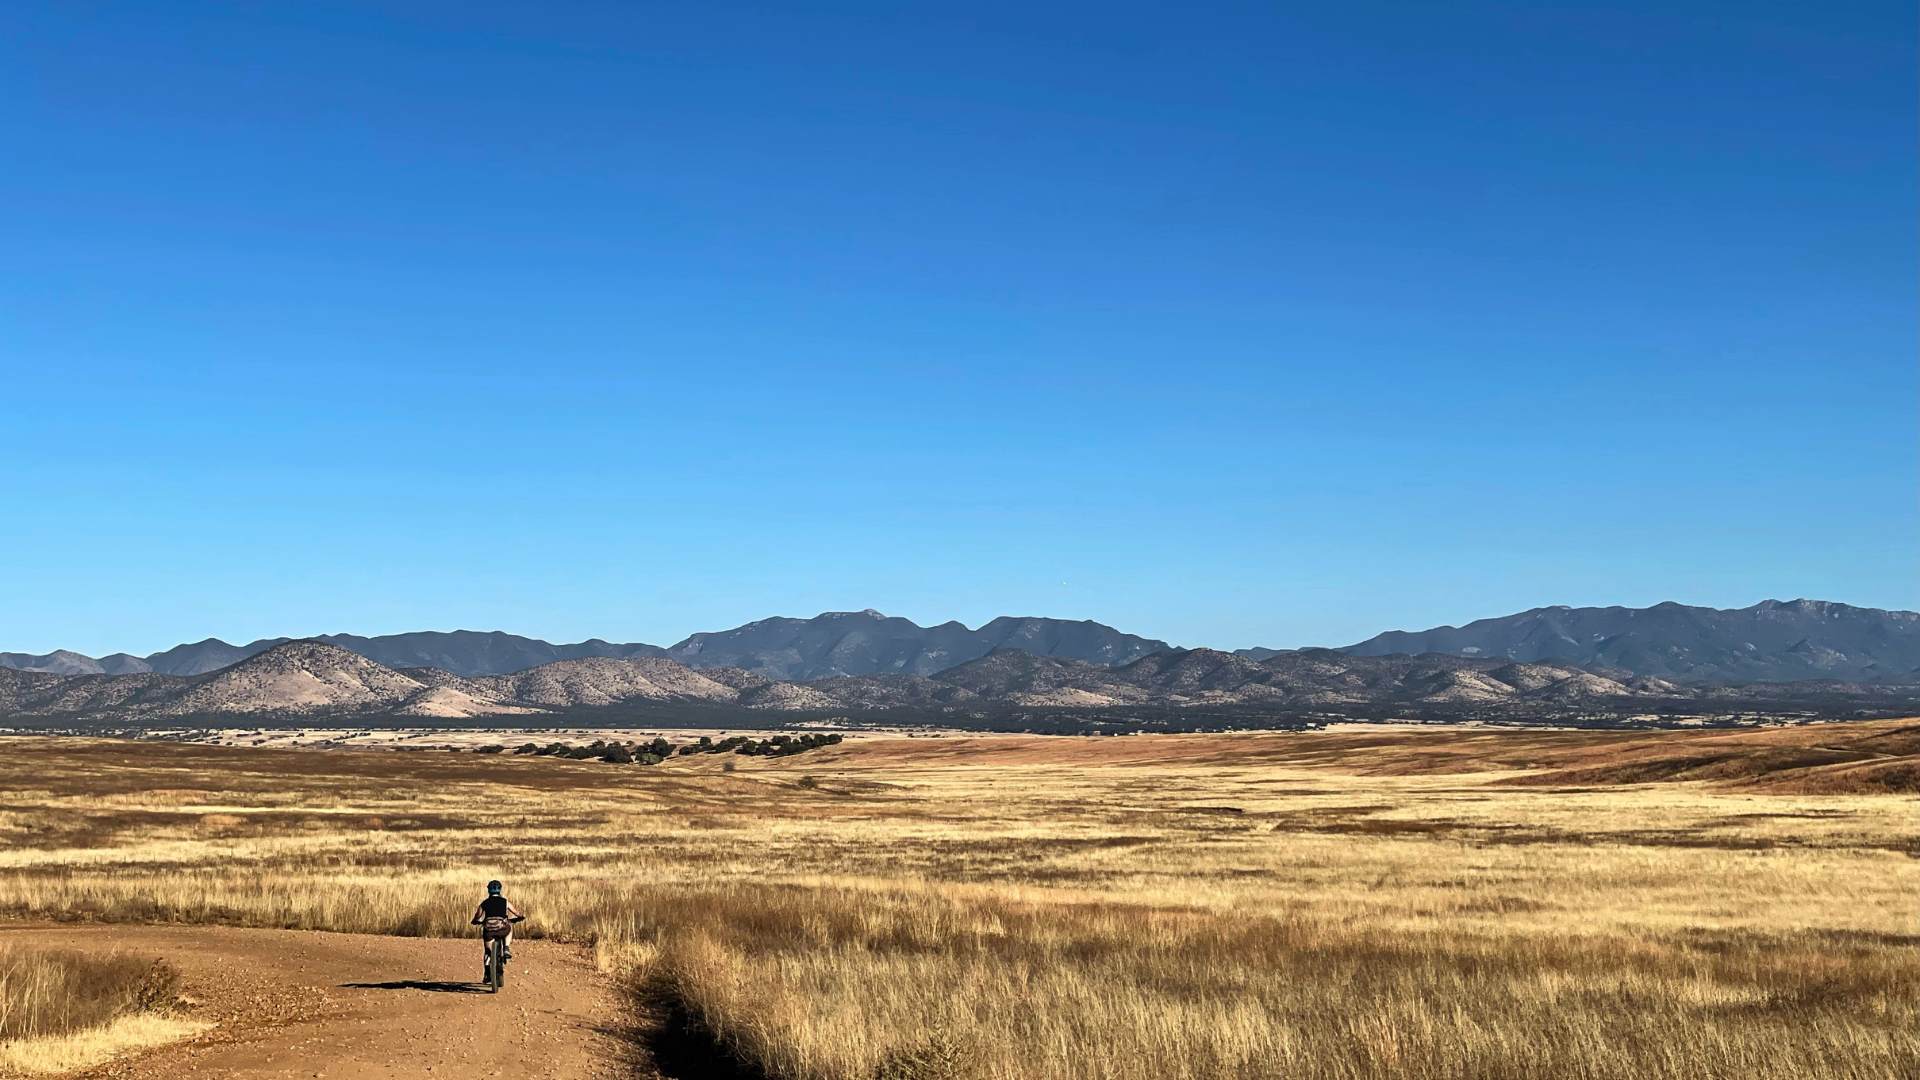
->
[[1338, 600, 1919, 684], [8, 600, 1915, 692], [662, 611, 1169, 680], [3, 603, 1918, 723]]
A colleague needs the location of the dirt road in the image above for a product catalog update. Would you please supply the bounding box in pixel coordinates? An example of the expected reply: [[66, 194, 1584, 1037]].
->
[[1, 924, 646, 1079]]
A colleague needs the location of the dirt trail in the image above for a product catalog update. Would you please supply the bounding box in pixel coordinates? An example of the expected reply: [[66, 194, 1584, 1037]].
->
[[1, 924, 647, 1079]]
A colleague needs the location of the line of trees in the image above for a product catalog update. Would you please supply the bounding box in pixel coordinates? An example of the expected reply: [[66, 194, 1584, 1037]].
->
[[675, 732, 843, 757], [476, 731, 844, 765]]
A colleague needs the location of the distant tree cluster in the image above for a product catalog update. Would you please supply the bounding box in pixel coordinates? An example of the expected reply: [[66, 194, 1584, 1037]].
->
[[675, 732, 843, 757], [510, 739, 653, 762], [499, 732, 843, 765]]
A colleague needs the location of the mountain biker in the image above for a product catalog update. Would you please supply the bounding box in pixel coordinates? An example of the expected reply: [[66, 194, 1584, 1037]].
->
[[470, 880, 523, 959]]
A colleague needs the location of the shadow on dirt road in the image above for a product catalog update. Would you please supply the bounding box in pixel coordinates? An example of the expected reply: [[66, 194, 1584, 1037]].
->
[[341, 979, 492, 994]]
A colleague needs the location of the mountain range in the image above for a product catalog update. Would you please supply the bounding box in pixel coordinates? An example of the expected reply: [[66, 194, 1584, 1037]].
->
[[1323, 599, 1920, 684], [3, 601, 1916, 722], [0, 612, 1165, 681], [1, 629, 1912, 728]]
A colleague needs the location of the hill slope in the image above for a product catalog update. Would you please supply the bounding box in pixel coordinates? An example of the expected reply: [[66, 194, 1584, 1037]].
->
[[0, 636, 1914, 724]]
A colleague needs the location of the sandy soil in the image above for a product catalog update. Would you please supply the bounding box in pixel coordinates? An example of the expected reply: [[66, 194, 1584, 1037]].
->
[[0, 924, 642, 1079]]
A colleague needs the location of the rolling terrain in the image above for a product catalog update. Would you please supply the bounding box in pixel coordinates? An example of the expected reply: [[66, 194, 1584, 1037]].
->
[[0, 636, 1914, 727]]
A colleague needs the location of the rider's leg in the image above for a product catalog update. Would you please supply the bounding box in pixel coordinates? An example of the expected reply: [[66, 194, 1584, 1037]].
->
[[503, 926, 513, 959]]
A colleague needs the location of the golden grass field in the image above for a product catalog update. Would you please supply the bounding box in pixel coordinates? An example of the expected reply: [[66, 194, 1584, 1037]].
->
[[0, 942, 202, 1075], [0, 720, 1915, 1079]]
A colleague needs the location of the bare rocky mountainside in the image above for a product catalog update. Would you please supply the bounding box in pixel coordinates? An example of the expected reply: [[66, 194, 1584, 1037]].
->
[[1, 636, 1913, 726]]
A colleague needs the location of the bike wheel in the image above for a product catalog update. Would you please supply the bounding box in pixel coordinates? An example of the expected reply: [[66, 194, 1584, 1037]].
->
[[487, 940, 503, 992]]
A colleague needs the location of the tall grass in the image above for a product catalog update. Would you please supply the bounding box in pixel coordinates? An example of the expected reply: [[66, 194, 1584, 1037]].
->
[[623, 882, 1917, 1080], [0, 945, 178, 1041], [0, 732, 1915, 1078]]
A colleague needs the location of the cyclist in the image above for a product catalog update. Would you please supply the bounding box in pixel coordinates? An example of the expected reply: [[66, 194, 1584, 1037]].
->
[[469, 879, 524, 959]]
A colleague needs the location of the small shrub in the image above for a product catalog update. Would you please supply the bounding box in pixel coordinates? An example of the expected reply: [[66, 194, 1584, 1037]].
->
[[873, 1029, 974, 1080]]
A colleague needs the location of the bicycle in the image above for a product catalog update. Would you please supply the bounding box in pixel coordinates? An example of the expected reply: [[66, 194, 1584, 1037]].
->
[[478, 914, 524, 992]]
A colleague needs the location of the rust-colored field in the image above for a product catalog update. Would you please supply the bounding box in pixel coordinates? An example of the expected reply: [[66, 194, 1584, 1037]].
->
[[806, 717, 1920, 790]]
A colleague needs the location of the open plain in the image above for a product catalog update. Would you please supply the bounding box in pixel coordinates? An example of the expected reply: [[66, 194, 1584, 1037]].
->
[[0, 720, 1914, 1079]]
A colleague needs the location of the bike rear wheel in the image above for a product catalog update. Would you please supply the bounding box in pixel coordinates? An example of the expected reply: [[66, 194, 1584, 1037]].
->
[[486, 938, 504, 992]]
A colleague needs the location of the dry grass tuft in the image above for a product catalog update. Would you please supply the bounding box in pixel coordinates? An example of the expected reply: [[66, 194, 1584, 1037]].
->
[[626, 881, 1917, 1080], [872, 1028, 974, 1080], [0, 945, 179, 1041], [0, 944, 199, 1075]]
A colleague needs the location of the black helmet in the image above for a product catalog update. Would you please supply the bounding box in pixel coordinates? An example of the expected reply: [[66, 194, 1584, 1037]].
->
[[487, 880, 503, 895]]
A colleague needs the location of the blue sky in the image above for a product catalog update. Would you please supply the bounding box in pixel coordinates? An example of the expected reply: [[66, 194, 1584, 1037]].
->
[[2, 2, 1913, 656]]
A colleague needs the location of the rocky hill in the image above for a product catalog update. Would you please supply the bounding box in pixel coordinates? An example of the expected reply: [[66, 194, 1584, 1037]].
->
[[474, 657, 739, 708], [164, 641, 446, 716], [0, 642, 757, 722], [928, 650, 1153, 708]]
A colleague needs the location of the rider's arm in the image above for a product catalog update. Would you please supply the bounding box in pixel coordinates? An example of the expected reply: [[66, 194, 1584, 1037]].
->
[[470, 903, 486, 925], [506, 900, 524, 920]]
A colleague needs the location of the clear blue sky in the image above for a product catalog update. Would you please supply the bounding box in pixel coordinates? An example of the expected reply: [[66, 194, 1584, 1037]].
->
[[2, 2, 1913, 657]]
